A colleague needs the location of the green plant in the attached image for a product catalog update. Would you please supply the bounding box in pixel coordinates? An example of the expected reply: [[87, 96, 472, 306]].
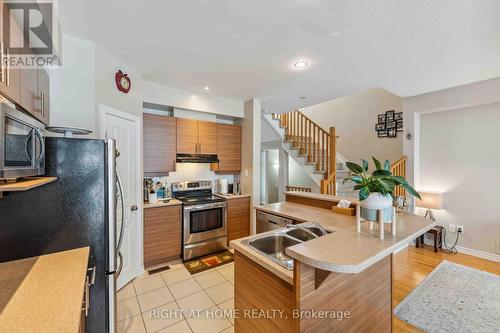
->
[[344, 157, 421, 201]]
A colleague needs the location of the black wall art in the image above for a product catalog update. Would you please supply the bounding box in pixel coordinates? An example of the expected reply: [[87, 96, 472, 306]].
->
[[376, 110, 403, 138]]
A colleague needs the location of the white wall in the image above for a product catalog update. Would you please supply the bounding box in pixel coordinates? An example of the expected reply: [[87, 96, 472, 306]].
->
[[404, 77, 500, 188], [241, 99, 261, 233], [301, 88, 403, 164], [48, 35, 96, 134], [404, 77, 500, 256], [419, 104, 500, 255], [261, 114, 281, 143], [48, 35, 144, 138], [288, 156, 320, 192], [94, 44, 144, 120], [143, 81, 244, 118]]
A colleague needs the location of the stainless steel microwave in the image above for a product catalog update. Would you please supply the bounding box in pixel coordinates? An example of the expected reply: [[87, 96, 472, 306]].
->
[[0, 102, 45, 179]]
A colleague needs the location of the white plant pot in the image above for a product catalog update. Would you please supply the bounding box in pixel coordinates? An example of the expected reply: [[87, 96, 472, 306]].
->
[[360, 193, 393, 223]]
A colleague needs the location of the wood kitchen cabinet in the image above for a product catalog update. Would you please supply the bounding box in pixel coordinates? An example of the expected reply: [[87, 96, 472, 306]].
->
[[0, 2, 50, 125], [20, 69, 40, 117], [144, 205, 182, 268], [176, 118, 218, 154], [227, 196, 251, 244], [0, 51, 21, 103], [211, 123, 241, 173], [197, 120, 217, 154], [176, 118, 198, 154], [143, 114, 176, 175], [37, 69, 50, 125]]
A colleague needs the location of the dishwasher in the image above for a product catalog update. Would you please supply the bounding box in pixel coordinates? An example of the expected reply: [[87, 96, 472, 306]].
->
[[256, 211, 295, 233]]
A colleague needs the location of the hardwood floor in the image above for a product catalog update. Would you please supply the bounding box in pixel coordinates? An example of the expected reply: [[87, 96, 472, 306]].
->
[[392, 245, 500, 332]]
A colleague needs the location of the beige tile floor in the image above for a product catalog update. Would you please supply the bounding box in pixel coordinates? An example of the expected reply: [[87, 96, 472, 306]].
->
[[117, 262, 235, 333]]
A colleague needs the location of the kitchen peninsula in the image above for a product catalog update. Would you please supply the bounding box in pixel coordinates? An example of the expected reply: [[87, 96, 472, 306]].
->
[[230, 191, 435, 333]]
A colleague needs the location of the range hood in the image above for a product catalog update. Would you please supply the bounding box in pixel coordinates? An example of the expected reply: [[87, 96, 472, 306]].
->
[[176, 153, 219, 163]]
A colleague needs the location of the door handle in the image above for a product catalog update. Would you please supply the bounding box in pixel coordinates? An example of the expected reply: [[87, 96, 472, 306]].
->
[[131, 204, 138, 211]]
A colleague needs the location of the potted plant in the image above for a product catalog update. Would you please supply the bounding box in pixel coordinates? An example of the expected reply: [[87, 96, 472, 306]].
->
[[344, 157, 421, 222]]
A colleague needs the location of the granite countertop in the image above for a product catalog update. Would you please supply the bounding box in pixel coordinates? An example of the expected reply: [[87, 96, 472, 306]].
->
[[257, 201, 435, 274], [214, 193, 251, 200], [144, 198, 183, 208], [0, 247, 90, 333]]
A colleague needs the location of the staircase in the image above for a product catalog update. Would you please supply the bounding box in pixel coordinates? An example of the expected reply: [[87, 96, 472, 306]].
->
[[264, 111, 408, 198], [265, 110, 342, 195]]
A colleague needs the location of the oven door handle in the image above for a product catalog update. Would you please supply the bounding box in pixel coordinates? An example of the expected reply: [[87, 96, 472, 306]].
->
[[25, 128, 34, 162], [34, 128, 44, 166], [183, 202, 227, 211]]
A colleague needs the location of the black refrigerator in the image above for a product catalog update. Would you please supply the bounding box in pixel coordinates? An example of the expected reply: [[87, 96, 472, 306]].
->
[[0, 137, 120, 333]]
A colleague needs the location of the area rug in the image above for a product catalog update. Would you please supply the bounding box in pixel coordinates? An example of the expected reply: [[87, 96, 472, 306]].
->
[[394, 260, 500, 333], [183, 250, 234, 275]]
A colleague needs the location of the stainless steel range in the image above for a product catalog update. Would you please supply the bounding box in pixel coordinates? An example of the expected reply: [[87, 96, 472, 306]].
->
[[172, 180, 228, 260]]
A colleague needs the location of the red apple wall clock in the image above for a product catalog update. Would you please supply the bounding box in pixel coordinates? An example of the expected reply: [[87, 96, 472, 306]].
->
[[115, 70, 131, 93]]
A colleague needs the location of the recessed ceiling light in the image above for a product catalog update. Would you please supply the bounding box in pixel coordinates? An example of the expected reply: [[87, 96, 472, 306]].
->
[[293, 60, 309, 69], [203, 86, 210, 91], [330, 32, 342, 37]]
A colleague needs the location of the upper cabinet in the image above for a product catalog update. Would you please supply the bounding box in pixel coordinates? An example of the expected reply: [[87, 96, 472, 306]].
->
[[38, 69, 50, 125], [211, 124, 241, 173], [176, 119, 218, 155], [197, 120, 217, 154], [0, 42, 21, 102], [176, 118, 198, 154], [0, 1, 50, 125], [143, 114, 177, 175], [20, 69, 40, 117]]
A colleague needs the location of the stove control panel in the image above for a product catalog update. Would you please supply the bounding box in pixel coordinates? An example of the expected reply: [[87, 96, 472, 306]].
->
[[171, 180, 213, 192]]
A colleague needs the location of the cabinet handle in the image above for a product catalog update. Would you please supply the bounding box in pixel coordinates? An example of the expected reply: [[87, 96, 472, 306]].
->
[[41, 92, 44, 116], [0, 42, 4, 83], [6, 48, 9, 86], [131, 204, 138, 211]]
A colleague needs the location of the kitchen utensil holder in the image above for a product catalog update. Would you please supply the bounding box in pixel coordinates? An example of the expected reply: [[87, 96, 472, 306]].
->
[[355, 205, 396, 239]]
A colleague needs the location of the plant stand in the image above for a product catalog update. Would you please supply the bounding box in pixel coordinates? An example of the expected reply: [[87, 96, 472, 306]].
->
[[355, 205, 396, 239]]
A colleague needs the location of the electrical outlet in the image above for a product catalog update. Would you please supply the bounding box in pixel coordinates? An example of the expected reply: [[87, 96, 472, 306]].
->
[[449, 224, 457, 232], [496, 240, 500, 255], [457, 225, 464, 233]]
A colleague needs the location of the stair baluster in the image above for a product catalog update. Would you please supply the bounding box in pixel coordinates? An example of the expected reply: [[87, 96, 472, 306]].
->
[[272, 110, 337, 195]]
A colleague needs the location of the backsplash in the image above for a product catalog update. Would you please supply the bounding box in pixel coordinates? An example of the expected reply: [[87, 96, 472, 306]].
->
[[147, 163, 236, 193]]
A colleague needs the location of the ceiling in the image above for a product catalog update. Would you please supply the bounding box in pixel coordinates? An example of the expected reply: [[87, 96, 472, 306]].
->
[[58, 0, 500, 113]]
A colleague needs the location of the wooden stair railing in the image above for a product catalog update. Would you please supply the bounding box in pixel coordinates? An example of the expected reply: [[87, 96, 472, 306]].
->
[[391, 156, 407, 197], [272, 111, 336, 195], [286, 185, 312, 193]]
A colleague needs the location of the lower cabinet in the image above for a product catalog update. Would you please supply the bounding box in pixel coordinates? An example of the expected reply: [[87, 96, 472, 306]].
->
[[144, 205, 182, 268], [227, 197, 251, 244]]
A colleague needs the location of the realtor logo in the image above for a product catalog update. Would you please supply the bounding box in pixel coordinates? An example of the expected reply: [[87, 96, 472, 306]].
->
[[2, 0, 61, 68]]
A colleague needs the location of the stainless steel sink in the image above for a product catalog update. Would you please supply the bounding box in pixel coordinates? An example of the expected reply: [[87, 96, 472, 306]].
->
[[243, 222, 332, 270], [247, 235, 301, 270], [286, 228, 317, 242]]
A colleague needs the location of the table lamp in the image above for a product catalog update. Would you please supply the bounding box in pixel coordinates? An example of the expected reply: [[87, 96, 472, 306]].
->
[[416, 191, 443, 221]]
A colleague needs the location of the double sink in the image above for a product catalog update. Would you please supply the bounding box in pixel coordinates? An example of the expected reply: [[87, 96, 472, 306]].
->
[[243, 223, 332, 270]]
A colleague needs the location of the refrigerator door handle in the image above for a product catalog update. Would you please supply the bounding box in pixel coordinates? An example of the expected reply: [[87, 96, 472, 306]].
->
[[116, 171, 125, 252], [107, 139, 117, 274], [117, 251, 124, 277]]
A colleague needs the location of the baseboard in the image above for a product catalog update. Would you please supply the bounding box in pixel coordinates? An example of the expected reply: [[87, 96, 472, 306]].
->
[[419, 236, 500, 263], [453, 245, 500, 263]]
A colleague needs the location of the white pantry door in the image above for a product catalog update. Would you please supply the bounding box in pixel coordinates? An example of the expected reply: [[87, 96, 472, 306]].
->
[[102, 106, 142, 289]]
